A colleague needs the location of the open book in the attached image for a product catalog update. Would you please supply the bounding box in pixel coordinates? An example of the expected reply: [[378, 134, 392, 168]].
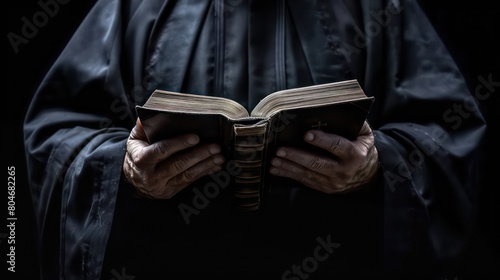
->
[[136, 79, 374, 211]]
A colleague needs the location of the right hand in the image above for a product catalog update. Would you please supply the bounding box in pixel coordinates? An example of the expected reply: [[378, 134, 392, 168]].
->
[[123, 118, 225, 199]]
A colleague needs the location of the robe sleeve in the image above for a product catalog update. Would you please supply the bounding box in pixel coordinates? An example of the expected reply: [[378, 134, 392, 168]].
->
[[23, 0, 142, 279], [360, 0, 487, 277]]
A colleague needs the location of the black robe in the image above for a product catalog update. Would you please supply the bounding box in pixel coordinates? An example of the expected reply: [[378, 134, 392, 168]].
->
[[23, 0, 486, 279]]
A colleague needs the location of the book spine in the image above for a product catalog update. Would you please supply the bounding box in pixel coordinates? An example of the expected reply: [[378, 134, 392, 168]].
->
[[232, 123, 268, 211]]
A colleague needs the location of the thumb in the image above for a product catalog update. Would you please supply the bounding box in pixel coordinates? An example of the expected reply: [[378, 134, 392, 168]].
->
[[136, 117, 144, 130], [358, 121, 373, 137], [129, 118, 149, 142]]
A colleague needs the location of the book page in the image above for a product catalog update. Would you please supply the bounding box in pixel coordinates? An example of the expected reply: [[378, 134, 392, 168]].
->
[[143, 90, 250, 120], [250, 79, 367, 118]]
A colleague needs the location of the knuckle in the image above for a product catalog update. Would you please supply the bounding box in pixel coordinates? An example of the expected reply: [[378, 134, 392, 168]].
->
[[131, 172, 180, 199], [132, 153, 145, 167], [172, 156, 190, 172], [334, 176, 352, 193], [181, 169, 198, 182], [155, 141, 173, 157], [136, 182, 155, 198], [308, 157, 326, 170], [328, 137, 343, 153]]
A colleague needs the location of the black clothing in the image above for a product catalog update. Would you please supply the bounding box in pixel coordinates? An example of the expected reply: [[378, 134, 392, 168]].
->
[[23, 0, 486, 279]]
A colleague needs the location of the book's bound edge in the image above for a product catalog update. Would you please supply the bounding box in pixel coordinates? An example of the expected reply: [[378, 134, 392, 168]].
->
[[232, 122, 268, 211]]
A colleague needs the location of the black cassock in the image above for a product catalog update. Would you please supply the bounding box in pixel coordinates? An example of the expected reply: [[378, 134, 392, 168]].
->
[[24, 0, 486, 279]]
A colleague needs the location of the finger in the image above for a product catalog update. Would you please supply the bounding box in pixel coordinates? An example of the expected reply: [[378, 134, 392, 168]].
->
[[140, 133, 201, 165], [157, 143, 222, 176], [136, 154, 224, 200], [168, 155, 225, 190], [304, 130, 353, 159], [270, 157, 330, 187], [270, 158, 348, 194], [274, 147, 339, 177]]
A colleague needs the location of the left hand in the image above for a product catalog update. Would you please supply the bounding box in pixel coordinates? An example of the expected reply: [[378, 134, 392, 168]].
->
[[270, 121, 379, 194]]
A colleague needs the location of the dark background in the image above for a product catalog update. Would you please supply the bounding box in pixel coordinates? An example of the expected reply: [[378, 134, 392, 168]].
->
[[4, 0, 499, 279]]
